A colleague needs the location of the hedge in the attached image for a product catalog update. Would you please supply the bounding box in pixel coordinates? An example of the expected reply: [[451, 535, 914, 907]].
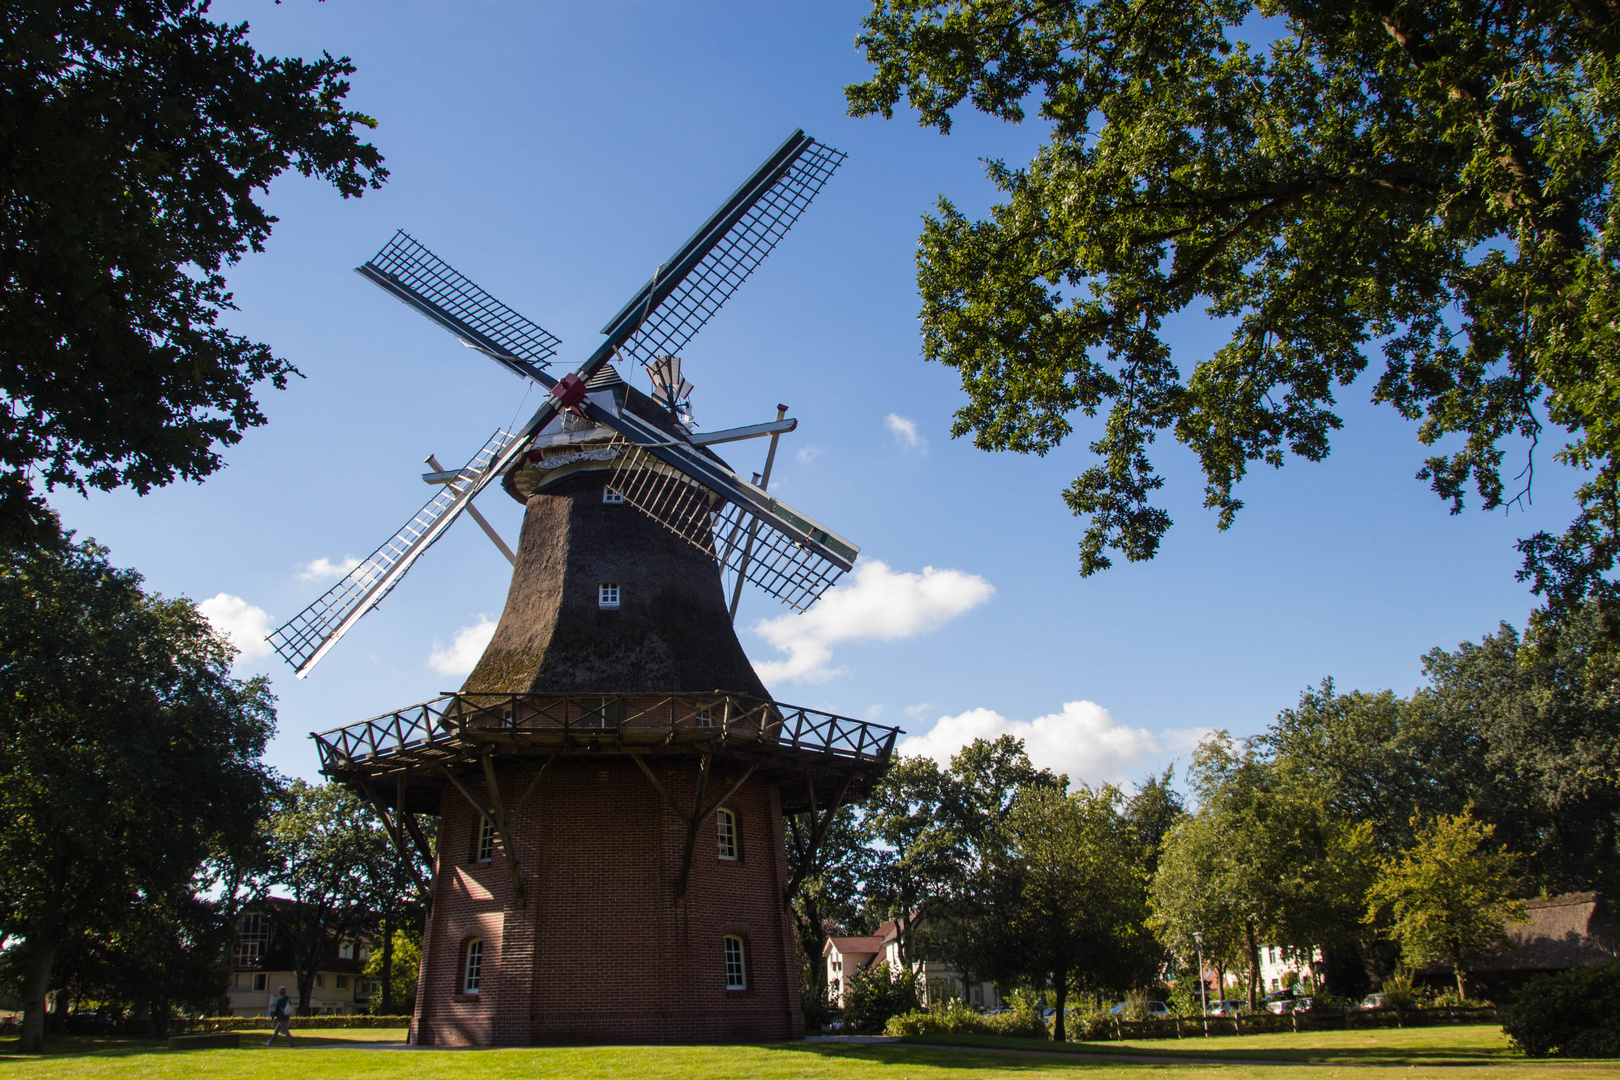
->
[[1083, 1006, 1499, 1041], [175, 1015, 412, 1032], [1502, 960, 1620, 1058]]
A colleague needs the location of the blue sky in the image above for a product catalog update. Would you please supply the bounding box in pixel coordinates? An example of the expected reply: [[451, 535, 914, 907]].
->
[[49, 1, 1579, 788]]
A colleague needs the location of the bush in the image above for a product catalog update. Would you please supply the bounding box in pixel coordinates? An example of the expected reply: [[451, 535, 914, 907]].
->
[[884, 1000, 1047, 1039], [845, 962, 919, 1034], [800, 963, 832, 1032], [1502, 959, 1620, 1058]]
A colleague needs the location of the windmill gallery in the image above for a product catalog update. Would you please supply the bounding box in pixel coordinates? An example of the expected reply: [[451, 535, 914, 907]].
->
[[273, 132, 900, 1045]]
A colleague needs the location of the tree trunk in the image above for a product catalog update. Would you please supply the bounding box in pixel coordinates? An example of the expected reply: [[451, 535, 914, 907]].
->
[[1244, 921, 1261, 1012], [1052, 968, 1068, 1042], [18, 933, 61, 1053], [1454, 964, 1467, 1001], [381, 911, 395, 1015]]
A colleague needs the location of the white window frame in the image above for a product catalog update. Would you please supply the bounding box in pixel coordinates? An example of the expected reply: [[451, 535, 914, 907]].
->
[[724, 935, 747, 990], [603, 488, 624, 504], [599, 583, 621, 608], [252, 973, 267, 992], [716, 807, 739, 861], [464, 939, 484, 995], [476, 816, 495, 863], [335, 974, 348, 989]]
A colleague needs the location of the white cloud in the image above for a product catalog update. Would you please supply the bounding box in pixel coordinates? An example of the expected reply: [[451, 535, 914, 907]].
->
[[898, 700, 1207, 788], [198, 593, 274, 661], [297, 555, 361, 582], [429, 616, 498, 677], [886, 413, 926, 451], [903, 702, 936, 718], [795, 445, 824, 464], [751, 560, 993, 683]]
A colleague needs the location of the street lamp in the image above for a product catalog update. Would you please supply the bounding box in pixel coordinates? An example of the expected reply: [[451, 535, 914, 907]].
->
[[1193, 932, 1208, 1036]]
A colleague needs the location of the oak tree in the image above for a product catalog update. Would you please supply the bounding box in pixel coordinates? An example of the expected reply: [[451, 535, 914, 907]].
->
[[0, 1, 386, 537], [0, 524, 277, 1051], [848, 1, 1620, 639]]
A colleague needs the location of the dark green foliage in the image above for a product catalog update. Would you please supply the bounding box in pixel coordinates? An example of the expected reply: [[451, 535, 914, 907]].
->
[[1503, 959, 1620, 1057], [0, 520, 278, 1050], [844, 960, 920, 1033], [847, 1, 1620, 640], [0, 0, 386, 537]]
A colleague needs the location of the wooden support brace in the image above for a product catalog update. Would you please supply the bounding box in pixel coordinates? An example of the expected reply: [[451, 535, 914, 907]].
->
[[357, 779, 429, 896], [783, 771, 855, 906], [397, 778, 436, 869], [674, 759, 758, 900], [441, 764, 526, 908], [481, 751, 526, 908]]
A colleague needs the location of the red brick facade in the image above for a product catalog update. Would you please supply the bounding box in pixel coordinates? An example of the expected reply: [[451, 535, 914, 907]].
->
[[410, 759, 804, 1045]]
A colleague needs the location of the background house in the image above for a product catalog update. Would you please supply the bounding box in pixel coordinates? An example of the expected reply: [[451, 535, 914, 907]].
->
[[224, 904, 376, 1017], [823, 920, 1001, 1011], [1424, 892, 1617, 1000]]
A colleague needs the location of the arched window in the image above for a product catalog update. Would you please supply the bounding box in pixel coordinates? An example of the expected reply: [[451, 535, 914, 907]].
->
[[463, 939, 484, 995], [723, 935, 746, 990], [716, 807, 738, 861]]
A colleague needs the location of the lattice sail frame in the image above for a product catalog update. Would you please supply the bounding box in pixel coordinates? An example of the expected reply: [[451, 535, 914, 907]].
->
[[359, 231, 561, 379], [611, 139, 845, 368], [606, 442, 850, 612], [268, 430, 519, 674]]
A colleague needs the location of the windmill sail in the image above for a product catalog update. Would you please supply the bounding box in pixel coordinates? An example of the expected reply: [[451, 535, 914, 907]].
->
[[268, 428, 528, 676], [358, 231, 561, 381], [596, 394, 857, 611], [606, 440, 856, 611], [600, 131, 845, 369]]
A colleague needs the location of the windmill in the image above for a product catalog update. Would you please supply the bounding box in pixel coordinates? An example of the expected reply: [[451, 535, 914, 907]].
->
[[267, 130, 857, 676], [300, 131, 898, 1046]]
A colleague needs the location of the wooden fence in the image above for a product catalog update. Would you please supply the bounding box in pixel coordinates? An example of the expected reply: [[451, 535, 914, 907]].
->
[[1102, 1006, 1499, 1041]]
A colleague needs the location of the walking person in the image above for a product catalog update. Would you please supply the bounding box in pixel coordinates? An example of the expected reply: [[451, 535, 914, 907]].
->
[[265, 985, 294, 1047]]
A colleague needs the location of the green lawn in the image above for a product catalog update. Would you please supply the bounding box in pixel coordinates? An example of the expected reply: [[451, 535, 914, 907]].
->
[[900, 1025, 1579, 1066], [0, 1028, 1617, 1080]]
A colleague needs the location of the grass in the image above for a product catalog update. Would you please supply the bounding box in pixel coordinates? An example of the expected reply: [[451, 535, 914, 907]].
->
[[0, 1027, 1616, 1080], [899, 1025, 1554, 1065]]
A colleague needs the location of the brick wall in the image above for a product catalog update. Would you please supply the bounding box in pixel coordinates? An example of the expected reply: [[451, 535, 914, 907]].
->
[[411, 757, 804, 1045]]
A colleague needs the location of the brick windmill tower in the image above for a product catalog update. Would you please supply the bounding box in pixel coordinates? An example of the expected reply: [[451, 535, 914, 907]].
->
[[276, 132, 898, 1045]]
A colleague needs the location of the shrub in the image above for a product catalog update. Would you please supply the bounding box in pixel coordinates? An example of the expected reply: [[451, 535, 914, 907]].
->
[[1502, 959, 1620, 1058], [845, 961, 919, 1034], [178, 1015, 412, 1032], [800, 963, 832, 1032], [884, 1000, 1047, 1039]]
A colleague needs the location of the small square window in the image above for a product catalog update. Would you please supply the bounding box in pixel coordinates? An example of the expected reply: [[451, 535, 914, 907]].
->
[[599, 584, 620, 608], [253, 973, 267, 992], [724, 935, 746, 990], [603, 488, 624, 504], [694, 709, 712, 728], [315, 974, 324, 989], [335, 975, 348, 989], [716, 807, 738, 861]]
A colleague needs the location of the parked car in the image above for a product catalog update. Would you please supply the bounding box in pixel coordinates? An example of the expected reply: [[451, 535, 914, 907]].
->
[[1360, 993, 1389, 1010], [1205, 999, 1246, 1017], [1107, 1000, 1171, 1018], [1261, 989, 1297, 1015]]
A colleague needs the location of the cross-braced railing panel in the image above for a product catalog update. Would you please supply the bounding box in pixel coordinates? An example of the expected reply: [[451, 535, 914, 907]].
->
[[269, 430, 518, 673], [313, 691, 900, 778], [614, 140, 845, 368], [362, 230, 561, 376]]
